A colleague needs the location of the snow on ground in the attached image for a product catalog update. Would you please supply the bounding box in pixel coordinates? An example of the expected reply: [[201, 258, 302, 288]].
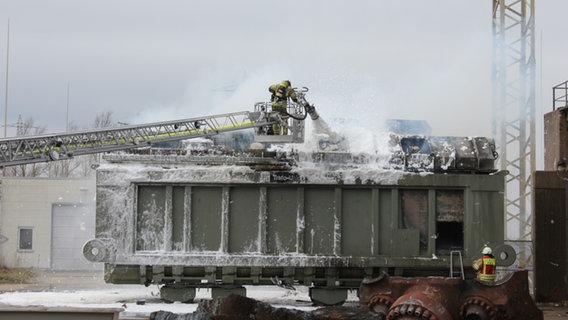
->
[[0, 278, 358, 317]]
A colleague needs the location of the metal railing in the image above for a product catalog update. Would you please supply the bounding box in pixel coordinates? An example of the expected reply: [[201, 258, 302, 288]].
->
[[553, 80, 568, 110]]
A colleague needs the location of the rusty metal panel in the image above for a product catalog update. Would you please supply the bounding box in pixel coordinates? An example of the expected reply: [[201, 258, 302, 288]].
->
[[360, 270, 542, 320], [534, 171, 566, 302]]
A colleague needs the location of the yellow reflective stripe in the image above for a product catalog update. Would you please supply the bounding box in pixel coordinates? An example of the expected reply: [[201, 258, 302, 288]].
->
[[479, 273, 496, 281]]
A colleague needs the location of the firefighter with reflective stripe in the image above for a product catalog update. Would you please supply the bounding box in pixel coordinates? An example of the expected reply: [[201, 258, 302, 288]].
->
[[473, 246, 496, 281], [268, 80, 298, 135]]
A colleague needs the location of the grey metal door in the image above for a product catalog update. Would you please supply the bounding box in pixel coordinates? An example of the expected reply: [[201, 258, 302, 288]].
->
[[51, 204, 99, 270]]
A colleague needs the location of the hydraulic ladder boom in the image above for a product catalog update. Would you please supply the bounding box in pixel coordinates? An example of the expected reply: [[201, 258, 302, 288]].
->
[[0, 87, 317, 168], [0, 110, 276, 168]]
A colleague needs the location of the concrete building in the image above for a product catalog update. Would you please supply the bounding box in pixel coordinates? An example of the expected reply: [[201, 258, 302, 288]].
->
[[0, 178, 99, 270]]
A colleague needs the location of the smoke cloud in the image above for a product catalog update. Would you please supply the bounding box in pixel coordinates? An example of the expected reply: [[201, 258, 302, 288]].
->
[[0, 0, 567, 154]]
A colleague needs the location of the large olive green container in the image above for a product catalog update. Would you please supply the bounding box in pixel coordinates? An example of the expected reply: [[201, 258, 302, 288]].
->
[[84, 151, 510, 304]]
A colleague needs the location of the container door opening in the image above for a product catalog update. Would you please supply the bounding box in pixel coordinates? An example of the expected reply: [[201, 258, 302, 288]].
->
[[435, 190, 464, 255], [435, 221, 464, 254]]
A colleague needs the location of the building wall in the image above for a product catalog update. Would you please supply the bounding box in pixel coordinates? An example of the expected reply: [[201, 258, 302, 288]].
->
[[544, 106, 568, 170], [0, 178, 96, 269], [534, 171, 567, 302]]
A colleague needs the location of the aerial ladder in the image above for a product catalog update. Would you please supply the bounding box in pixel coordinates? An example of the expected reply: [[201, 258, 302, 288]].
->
[[0, 88, 318, 168]]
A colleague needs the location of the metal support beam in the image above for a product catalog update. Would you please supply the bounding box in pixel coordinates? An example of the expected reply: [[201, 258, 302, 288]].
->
[[492, 0, 536, 278]]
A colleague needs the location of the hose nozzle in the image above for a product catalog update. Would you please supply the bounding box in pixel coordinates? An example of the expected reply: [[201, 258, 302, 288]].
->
[[305, 104, 319, 121]]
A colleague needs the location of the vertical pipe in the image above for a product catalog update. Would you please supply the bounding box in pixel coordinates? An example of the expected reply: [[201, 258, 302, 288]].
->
[[371, 188, 380, 256], [220, 186, 230, 253], [66, 82, 70, 131], [183, 186, 192, 251], [333, 187, 342, 255], [428, 189, 437, 256], [3, 19, 9, 138], [296, 187, 305, 253], [164, 186, 173, 251], [258, 187, 267, 253]]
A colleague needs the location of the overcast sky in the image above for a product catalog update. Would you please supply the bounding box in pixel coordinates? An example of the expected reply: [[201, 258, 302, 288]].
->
[[0, 1, 567, 147]]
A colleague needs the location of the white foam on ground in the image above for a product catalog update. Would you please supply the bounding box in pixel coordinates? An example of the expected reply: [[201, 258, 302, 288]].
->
[[0, 284, 358, 316]]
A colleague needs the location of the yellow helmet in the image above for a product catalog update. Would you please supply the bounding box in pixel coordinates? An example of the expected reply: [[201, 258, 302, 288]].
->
[[282, 80, 291, 87]]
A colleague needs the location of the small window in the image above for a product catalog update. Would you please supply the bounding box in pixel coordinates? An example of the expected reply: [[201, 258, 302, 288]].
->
[[18, 227, 33, 251]]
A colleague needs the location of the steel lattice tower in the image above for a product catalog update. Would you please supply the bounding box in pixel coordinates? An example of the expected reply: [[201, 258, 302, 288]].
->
[[491, 0, 536, 273]]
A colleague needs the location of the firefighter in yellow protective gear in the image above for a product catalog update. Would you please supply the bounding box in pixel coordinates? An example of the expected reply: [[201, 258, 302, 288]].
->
[[472, 246, 496, 281], [268, 80, 298, 135]]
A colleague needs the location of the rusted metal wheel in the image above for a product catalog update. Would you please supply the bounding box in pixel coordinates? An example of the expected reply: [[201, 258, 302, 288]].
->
[[367, 294, 394, 319], [460, 296, 499, 320], [388, 302, 438, 320]]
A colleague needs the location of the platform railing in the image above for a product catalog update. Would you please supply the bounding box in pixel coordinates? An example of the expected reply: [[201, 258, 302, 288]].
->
[[553, 80, 568, 110]]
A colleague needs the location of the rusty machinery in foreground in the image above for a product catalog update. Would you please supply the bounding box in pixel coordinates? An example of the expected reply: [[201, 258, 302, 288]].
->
[[150, 270, 542, 319], [360, 270, 541, 320]]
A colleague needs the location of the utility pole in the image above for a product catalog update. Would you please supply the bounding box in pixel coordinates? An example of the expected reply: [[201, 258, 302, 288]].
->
[[3, 19, 9, 138], [66, 82, 70, 131]]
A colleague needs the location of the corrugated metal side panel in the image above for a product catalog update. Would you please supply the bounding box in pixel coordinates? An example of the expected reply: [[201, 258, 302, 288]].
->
[[266, 187, 298, 254], [122, 172, 506, 262], [304, 187, 335, 255], [191, 187, 222, 251], [228, 187, 261, 253], [341, 188, 374, 256], [136, 186, 166, 251], [378, 189, 395, 256], [172, 186, 186, 251]]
